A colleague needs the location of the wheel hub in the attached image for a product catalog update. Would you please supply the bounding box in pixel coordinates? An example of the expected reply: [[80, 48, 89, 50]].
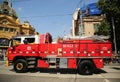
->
[[16, 63, 23, 70]]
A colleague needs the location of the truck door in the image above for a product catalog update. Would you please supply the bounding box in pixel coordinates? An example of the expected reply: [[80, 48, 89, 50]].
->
[[87, 43, 99, 57]]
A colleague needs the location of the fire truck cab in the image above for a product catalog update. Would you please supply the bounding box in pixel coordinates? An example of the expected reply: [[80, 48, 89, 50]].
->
[[10, 33, 52, 45], [11, 35, 40, 44], [6, 33, 112, 75]]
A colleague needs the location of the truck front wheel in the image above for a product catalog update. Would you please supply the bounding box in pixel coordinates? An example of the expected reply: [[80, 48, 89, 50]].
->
[[78, 60, 94, 75], [14, 59, 28, 73]]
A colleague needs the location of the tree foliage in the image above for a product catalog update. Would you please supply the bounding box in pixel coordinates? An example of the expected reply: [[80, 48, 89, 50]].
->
[[94, 19, 110, 36], [97, 0, 120, 50], [98, 0, 120, 15]]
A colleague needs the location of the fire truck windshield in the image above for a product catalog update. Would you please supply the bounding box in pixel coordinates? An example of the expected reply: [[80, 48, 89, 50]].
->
[[9, 35, 37, 47], [9, 38, 21, 47]]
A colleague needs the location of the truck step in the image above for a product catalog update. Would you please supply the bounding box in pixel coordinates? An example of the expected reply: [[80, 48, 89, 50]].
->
[[49, 65, 56, 68], [28, 65, 35, 68], [28, 61, 36, 64], [27, 57, 36, 61], [48, 61, 56, 63], [48, 58, 56, 63]]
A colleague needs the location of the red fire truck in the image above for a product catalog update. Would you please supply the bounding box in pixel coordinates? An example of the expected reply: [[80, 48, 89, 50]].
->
[[6, 33, 112, 75]]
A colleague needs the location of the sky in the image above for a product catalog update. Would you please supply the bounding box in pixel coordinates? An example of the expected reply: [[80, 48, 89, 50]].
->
[[1, 0, 98, 40]]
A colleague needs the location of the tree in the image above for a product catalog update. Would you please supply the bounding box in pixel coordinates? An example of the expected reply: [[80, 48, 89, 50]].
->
[[94, 19, 111, 36], [97, 0, 120, 51]]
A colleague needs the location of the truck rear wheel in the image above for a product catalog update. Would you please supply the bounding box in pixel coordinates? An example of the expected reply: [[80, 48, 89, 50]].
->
[[78, 60, 94, 75], [14, 59, 28, 73]]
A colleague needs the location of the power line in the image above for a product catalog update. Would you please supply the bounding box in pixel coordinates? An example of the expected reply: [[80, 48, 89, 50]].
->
[[0, 0, 30, 4], [76, 0, 83, 8], [10, 0, 30, 3], [20, 14, 72, 19], [72, 0, 83, 15]]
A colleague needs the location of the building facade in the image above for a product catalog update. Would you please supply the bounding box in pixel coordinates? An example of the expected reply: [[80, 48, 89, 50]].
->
[[71, 3, 105, 37], [0, 0, 35, 60], [80, 15, 105, 36], [0, 0, 21, 39], [21, 21, 35, 35]]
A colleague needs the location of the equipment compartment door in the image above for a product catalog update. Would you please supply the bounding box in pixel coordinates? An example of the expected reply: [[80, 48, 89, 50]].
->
[[79, 44, 87, 57], [87, 44, 99, 57], [62, 44, 74, 57]]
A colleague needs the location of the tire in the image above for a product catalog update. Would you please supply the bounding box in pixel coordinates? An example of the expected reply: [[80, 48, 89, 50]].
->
[[14, 59, 28, 73], [78, 60, 94, 75]]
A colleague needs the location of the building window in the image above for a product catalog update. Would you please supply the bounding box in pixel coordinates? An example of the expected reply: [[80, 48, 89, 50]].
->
[[16, 31, 19, 35], [88, 32, 90, 34], [5, 28, 9, 32], [82, 24, 85, 34], [10, 28, 13, 32], [10, 28, 16, 33], [0, 38, 9, 46], [14, 29, 16, 33], [0, 27, 4, 31], [94, 23, 99, 31], [0, 27, 6, 32], [80, 24, 85, 36], [2, 20, 7, 25]]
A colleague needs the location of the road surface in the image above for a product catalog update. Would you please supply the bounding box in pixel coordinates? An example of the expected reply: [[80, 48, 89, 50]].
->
[[0, 61, 120, 82]]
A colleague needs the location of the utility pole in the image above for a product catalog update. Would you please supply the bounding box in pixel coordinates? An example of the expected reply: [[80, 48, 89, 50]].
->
[[112, 17, 117, 56], [79, 10, 83, 36]]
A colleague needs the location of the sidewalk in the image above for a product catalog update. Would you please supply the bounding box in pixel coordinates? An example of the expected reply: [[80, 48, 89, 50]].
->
[[0, 60, 6, 66]]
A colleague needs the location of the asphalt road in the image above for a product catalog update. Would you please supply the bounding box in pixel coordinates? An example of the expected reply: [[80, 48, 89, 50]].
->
[[0, 61, 120, 82], [0, 74, 120, 82], [0, 73, 120, 82]]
